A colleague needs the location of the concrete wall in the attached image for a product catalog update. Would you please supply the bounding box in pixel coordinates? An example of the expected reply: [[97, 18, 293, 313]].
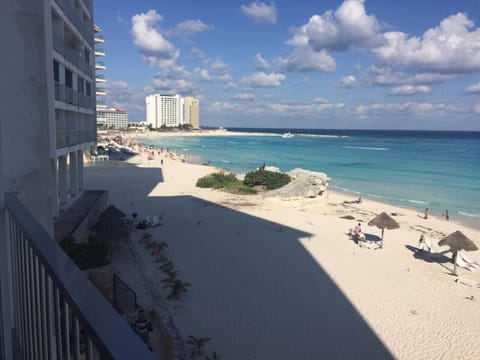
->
[[0, 0, 54, 356]]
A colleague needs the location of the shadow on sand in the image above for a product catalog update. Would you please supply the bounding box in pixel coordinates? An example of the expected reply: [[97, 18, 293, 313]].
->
[[86, 164, 392, 360]]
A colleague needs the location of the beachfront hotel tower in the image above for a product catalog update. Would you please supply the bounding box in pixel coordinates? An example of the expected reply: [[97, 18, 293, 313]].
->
[[97, 108, 129, 129], [0, 0, 155, 358], [146, 94, 183, 128], [146, 94, 200, 128], [183, 96, 200, 129]]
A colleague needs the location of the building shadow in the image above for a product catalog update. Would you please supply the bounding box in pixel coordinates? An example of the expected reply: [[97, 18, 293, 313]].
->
[[85, 164, 392, 359]]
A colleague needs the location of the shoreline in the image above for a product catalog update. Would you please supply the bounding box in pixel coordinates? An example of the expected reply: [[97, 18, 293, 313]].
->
[[110, 129, 479, 232]]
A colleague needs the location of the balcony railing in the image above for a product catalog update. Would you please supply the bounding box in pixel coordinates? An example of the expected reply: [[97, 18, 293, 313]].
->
[[54, 0, 93, 45], [56, 129, 96, 148], [54, 82, 95, 109], [52, 32, 93, 77], [4, 193, 156, 359]]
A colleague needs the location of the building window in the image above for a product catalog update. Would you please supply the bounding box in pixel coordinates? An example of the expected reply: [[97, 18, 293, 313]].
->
[[53, 60, 60, 82], [77, 77, 85, 93], [65, 69, 73, 88], [86, 81, 91, 97]]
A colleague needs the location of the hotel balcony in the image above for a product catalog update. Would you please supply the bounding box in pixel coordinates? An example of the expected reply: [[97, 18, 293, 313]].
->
[[56, 129, 96, 148], [96, 87, 107, 96], [95, 48, 105, 57], [95, 61, 106, 70], [3, 193, 155, 359], [96, 74, 106, 83], [53, 0, 93, 45], [94, 33, 104, 44], [54, 82, 95, 109], [52, 32, 93, 77]]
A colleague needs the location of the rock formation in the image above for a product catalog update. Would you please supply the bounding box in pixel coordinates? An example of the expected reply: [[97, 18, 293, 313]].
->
[[266, 168, 330, 200]]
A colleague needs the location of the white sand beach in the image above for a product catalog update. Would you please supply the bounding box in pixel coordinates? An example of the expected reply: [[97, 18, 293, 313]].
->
[[86, 135, 480, 359]]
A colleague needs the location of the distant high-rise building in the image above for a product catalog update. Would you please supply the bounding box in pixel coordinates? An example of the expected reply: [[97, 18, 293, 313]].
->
[[97, 108, 128, 129], [183, 97, 200, 129], [146, 94, 183, 128]]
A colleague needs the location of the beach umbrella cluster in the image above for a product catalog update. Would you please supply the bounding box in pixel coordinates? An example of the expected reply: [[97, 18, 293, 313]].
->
[[368, 212, 400, 248]]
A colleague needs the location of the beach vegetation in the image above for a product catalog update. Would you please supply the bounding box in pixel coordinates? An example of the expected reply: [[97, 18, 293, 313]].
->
[[164, 279, 191, 300], [243, 169, 291, 189], [223, 182, 257, 195], [60, 235, 109, 270], [196, 172, 239, 189], [186, 335, 211, 359]]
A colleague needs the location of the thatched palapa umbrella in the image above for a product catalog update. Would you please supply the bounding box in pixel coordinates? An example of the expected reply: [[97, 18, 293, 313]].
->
[[438, 231, 478, 275], [368, 212, 400, 248]]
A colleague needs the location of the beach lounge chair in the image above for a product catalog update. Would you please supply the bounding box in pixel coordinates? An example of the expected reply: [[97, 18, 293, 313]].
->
[[455, 254, 477, 271], [456, 276, 480, 288], [459, 252, 480, 268], [419, 235, 433, 253], [359, 241, 380, 250]]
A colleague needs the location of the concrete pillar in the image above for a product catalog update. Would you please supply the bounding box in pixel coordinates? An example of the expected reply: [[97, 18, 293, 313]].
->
[[51, 158, 59, 216], [58, 155, 68, 205], [69, 151, 78, 198], [77, 149, 84, 192]]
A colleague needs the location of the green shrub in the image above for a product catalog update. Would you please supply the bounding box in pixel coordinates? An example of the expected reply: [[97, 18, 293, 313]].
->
[[224, 182, 257, 195], [243, 169, 291, 189], [61, 235, 109, 270], [196, 172, 238, 189]]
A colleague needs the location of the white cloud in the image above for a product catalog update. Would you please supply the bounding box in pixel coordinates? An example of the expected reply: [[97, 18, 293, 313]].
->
[[337, 75, 358, 88], [279, 14, 337, 72], [131, 10, 176, 60], [233, 93, 255, 101], [175, 19, 213, 37], [255, 53, 270, 70], [390, 85, 431, 96], [313, 97, 329, 104], [190, 47, 206, 60], [241, 72, 286, 87], [474, 103, 480, 113], [241, 1, 277, 24], [466, 81, 480, 93], [356, 101, 464, 116], [363, 66, 455, 86], [194, 68, 212, 81], [210, 58, 229, 73], [372, 13, 480, 74], [305, 0, 383, 52]]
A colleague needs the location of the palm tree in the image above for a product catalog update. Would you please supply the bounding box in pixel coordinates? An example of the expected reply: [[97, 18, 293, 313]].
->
[[160, 269, 180, 284], [159, 260, 174, 272], [205, 351, 221, 360], [164, 279, 191, 300], [186, 335, 210, 359]]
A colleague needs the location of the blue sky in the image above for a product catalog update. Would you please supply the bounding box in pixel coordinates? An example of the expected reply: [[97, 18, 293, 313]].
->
[[94, 0, 480, 130]]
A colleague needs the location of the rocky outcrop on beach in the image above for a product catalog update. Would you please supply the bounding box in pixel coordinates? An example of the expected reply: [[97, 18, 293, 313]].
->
[[266, 168, 330, 200]]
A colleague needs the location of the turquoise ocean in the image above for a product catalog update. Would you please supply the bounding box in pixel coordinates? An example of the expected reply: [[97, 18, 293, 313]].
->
[[138, 129, 480, 227]]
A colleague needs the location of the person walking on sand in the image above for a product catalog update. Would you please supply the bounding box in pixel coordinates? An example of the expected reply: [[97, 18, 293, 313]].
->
[[424, 208, 429, 220]]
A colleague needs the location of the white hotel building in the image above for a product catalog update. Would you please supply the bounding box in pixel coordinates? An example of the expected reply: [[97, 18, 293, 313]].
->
[[146, 94, 200, 128]]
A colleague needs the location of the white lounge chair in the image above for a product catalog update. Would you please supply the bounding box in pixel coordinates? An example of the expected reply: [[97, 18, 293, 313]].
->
[[460, 252, 480, 268], [419, 235, 433, 253], [456, 276, 480, 287], [455, 254, 477, 271]]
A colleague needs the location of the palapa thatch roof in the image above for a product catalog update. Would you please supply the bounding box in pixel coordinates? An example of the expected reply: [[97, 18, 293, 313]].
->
[[368, 212, 400, 230], [438, 231, 478, 252]]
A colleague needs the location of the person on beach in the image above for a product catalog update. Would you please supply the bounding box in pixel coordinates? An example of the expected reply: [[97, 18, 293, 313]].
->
[[424, 208, 429, 220], [353, 223, 364, 243], [443, 210, 449, 221]]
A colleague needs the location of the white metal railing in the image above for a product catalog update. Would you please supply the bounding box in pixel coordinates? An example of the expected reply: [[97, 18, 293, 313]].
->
[[5, 193, 156, 359]]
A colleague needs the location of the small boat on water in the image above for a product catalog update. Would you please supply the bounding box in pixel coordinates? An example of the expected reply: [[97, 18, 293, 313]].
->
[[282, 132, 294, 138]]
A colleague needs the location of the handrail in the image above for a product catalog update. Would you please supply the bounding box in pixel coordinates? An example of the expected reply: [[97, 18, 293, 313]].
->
[[5, 193, 156, 359]]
